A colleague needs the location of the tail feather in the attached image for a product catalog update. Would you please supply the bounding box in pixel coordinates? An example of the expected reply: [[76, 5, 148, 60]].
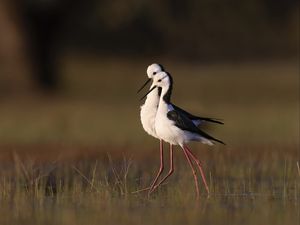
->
[[196, 127, 226, 145], [211, 137, 226, 145], [197, 117, 224, 125]]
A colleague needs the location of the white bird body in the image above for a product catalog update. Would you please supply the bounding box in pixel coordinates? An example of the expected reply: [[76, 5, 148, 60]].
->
[[139, 63, 164, 139], [140, 83, 204, 140], [140, 85, 160, 138], [139, 64, 223, 142], [153, 72, 224, 147], [155, 88, 214, 146]]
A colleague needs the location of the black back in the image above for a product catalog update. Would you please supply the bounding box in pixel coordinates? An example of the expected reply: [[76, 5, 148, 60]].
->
[[167, 109, 225, 145], [171, 104, 224, 125]]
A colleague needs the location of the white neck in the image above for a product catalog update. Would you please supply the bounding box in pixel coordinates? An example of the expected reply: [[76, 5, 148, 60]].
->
[[157, 86, 170, 112], [144, 85, 160, 106]]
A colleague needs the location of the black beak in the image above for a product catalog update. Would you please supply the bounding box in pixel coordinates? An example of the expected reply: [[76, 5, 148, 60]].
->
[[137, 78, 151, 93], [140, 85, 157, 101]]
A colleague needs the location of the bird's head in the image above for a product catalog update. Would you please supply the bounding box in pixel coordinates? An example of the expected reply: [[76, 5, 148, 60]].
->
[[137, 63, 164, 93], [140, 71, 172, 100], [152, 71, 171, 89], [146, 63, 164, 79]]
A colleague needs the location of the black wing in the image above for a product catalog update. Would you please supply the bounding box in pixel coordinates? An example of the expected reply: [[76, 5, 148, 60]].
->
[[167, 110, 225, 145], [171, 104, 224, 125]]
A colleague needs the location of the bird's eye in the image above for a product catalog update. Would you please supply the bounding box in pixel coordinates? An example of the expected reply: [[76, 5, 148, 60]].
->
[[153, 72, 157, 75], [158, 79, 162, 82]]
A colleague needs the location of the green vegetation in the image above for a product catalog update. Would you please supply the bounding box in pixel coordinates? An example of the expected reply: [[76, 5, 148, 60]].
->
[[0, 145, 298, 225]]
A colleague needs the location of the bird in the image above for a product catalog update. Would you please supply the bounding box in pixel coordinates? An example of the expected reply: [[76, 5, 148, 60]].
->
[[138, 64, 165, 195], [139, 64, 164, 141], [137, 63, 223, 196], [141, 71, 225, 198]]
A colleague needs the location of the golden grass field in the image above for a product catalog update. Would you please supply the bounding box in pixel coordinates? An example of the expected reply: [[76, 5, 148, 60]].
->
[[0, 57, 299, 225]]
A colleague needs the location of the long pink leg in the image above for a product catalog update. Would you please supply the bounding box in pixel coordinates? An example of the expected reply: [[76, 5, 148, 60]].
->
[[182, 147, 200, 198], [149, 144, 174, 194], [147, 139, 164, 196], [185, 146, 210, 195]]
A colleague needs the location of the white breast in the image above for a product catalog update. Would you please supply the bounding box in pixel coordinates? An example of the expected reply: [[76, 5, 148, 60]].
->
[[155, 102, 183, 145], [140, 88, 160, 139]]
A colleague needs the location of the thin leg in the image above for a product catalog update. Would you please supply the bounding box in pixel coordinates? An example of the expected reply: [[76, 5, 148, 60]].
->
[[147, 139, 164, 196], [182, 147, 200, 198], [185, 146, 210, 195], [149, 144, 174, 194]]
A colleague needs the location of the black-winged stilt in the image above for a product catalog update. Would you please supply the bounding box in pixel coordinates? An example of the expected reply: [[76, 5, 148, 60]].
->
[[141, 71, 225, 198], [138, 64, 223, 197]]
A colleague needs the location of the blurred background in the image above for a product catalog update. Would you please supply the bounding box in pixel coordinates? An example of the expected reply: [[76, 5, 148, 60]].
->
[[0, 0, 298, 161]]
